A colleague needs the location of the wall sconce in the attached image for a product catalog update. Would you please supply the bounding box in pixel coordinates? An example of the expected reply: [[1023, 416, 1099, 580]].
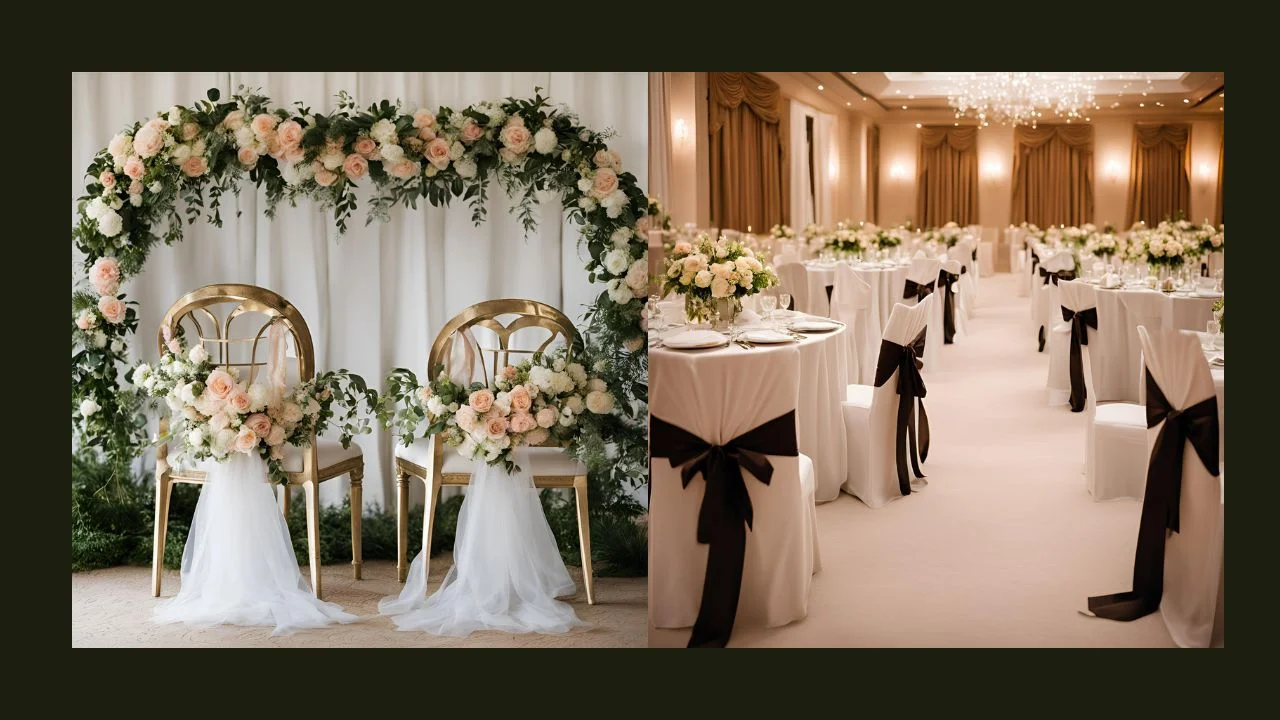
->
[[828, 157, 839, 181], [981, 159, 1004, 181], [673, 118, 689, 150], [1198, 162, 1214, 181], [1104, 159, 1123, 184], [889, 163, 908, 181]]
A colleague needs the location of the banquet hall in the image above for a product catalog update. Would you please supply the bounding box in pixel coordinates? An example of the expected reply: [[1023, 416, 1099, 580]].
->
[[646, 72, 1224, 647]]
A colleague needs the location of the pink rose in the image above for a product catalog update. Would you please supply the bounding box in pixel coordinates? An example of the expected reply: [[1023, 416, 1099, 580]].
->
[[276, 120, 303, 149], [129, 179, 143, 195], [508, 385, 533, 412], [237, 147, 258, 166], [591, 168, 619, 198], [97, 295, 126, 324], [390, 159, 417, 179], [608, 150, 623, 170], [285, 145, 306, 164], [500, 124, 532, 154], [206, 369, 236, 399], [226, 387, 253, 415], [266, 424, 286, 446], [418, 127, 437, 142], [182, 122, 200, 141], [484, 415, 509, 441], [89, 257, 121, 296], [500, 365, 519, 382], [222, 110, 245, 131], [245, 413, 273, 438], [233, 426, 259, 453], [469, 389, 495, 413], [99, 171, 116, 189], [208, 412, 230, 432], [123, 156, 145, 180], [266, 134, 283, 159], [343, 154, 368, 179], [461, 120, 484, 143], [535, 407, 557, 428], [251, 113, 278, 136], [593, 149, 613, 168], [510, 411, 536, 434], [196, 393, 224, 417], [413, 109, 437, 129], [506, 115, 525, 128], [499, 148, 518, 163], [75, 311, 94, 330], [132, 125, 164, 158], [354, 137, 377, 158], [526, 427, 550, 446], [181, 156, 208, 178], [425, 138, 451, 168], [314, 166, 339, 187]]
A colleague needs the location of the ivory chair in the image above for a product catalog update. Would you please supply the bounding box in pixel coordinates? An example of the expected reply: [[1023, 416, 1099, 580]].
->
[[831, 263, 876, 385], [902, 256, 943, 372], [392, 299, 595, 604], [775, 262, 809, 313], [1034, 249, 1075, 352], [151, 284, 365, 599]]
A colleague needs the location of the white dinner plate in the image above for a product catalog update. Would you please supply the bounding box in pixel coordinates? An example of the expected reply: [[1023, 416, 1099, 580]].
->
[[740, 329, 794, 344], [1194, 290, 1224, 298], [662, 329, 729, 350], [790, 319, 842, 333]]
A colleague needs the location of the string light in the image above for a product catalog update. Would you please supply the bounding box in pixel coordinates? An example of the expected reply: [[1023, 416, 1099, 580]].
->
[[946, 72, 1155, 128]]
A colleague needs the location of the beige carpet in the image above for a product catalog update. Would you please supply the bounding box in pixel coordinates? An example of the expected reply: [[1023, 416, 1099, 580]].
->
[[73, 557, 645, 647], [650, 273, 1176, 647]]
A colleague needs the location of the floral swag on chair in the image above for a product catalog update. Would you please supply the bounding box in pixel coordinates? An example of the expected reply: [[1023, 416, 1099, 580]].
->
[[71, 86, 650, 498]]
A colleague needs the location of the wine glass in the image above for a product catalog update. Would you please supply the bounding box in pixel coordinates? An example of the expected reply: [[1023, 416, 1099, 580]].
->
[[779, 292, 792, 313], [760, 294, 778, 321]]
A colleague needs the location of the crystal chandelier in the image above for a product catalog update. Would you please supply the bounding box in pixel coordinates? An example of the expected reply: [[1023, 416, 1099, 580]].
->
[[947, 73, 1104, 127]]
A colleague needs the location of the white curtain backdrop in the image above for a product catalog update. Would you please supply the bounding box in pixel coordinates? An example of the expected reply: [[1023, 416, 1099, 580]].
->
[[814, 112, 835, 227], [72, 71, 649, 512], [647, 72, 672, 210], [788, 100, 816, 229]]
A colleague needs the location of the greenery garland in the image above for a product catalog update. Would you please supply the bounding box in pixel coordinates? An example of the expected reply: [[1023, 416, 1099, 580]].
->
[[71, 86, 649, 501]]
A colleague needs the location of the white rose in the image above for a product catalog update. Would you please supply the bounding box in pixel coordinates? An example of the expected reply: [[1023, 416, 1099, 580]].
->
[[213, 428, 236, 456], [234, 125, 255, 149], [108, 133, 133, 161], [579, 197, 597, 211], [188, 428, 205, 447], [188, 345, 209, 364], [694, 270, 713, 288], [247, 383, 270, 412], [79, 398, 100, 416], [610, 228, 633, 248], [608, 278, 634, 304], [625, 260, 648, 293], [586, 390, 615, 414], [370, 119, 398, 145], [85, 197, 107, 220], [110, 338, 125, 354], [379, 143, 405, 163], [171, 143, 191, 163], [738, 270, 754, 288], [603, 248, 630, 275], [167, 106, 183, 126], [459, 436, 479, 459], [448, 142, 465, 161], [426, 396, 445, 416], [567, 363, 587, 385], [534, 127, 558, 154], [92, 331, 108, 348], [180, 382, 200, 404], [129, 194, 143, 207], [577, 177, 593, 193], [321, 150, 345, 171], [454, 157, 477, 178], [710, 277, 732, 298]]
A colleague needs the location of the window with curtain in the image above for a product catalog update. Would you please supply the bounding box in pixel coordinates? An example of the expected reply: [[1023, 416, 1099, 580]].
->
[[1126, 123, 1191, 226], [916, 126, 979, 227], [708, 72, 787, 232], [1009, 124, 1094, 227]]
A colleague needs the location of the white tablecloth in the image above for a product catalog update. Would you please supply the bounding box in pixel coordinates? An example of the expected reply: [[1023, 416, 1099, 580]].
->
[[1090, 286, 1219, 403], [652, 314, 852, 503], [799, 262, 909, 331]]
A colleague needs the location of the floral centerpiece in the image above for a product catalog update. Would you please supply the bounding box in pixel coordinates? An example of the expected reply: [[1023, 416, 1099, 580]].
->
[[1146, 230, 1187, 268], [382, 349, 615, 473], [770, 224, 796, 240], [662, 233, 778, 324], [824, 221, 862, 255], [938, 221, 962, 247], [1086, 231, 1120, 259], [131, 337, 377, 484], [1197, 223, 1224, 255], [873, 225, 903, 249]]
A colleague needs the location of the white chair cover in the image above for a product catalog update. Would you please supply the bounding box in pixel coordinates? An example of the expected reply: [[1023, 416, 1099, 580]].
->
[[1047, 280, 1092, 406], [831, 264, 876, 385], [840, 297, 934, 508], [650, 347, 820, 633], [1119, 290, 1170, 395], [941, 257, 966, 340], [1033, 249, 1075, 351], [1136, 327, 1224, 648], [775, 262, 809, 314], [903, 256, 944, 372]]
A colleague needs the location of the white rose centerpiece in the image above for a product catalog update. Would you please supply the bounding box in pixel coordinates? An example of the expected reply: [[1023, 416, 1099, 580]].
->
[[662, 232, 779, 325]]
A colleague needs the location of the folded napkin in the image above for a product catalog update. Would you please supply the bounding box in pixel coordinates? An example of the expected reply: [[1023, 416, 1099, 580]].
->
[[738, 308, 762, 324]]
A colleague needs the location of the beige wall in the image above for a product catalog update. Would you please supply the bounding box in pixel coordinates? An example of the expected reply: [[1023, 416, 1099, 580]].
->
[[978, 125, 1014, 229], [876, 123, 919, 225], [663, 72, 710, 227], [1092, 119, 1132, 228], [1189, 120, 1221, 224]]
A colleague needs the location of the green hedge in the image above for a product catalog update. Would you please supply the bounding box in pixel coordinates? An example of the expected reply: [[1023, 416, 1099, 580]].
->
[[71, 452, 646, 577]]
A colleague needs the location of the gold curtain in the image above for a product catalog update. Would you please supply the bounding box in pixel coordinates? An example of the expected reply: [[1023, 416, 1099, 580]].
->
[[1215, 123, 1223, 226], [916, 126, 979, 226], [868, 125, 880, 223], [1125, 123, 1191, 226], [708, 72, 787, 232], [1009, 124, 1094, 227]]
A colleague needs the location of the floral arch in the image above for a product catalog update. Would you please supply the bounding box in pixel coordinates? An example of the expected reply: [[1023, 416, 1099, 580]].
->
[[72, 87, 650, 490]]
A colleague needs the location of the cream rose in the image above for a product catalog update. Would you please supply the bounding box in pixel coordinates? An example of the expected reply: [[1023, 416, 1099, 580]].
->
[[456, 405, 479, 432], [593, 149, 613, 168], [89, 257, 121, 296], [181, 156, 209, 178], [222, 110, 245, 131], [353, 136, 377, 158], [510, 411, 537, 434], [413, 109, 437, 129], [266, 424, 286, 446], [133, 125, 164, 158], [108, 133, 132, 161], [233, 426, 259, 453], [206, 369, 235, 399], [469, 389, 495, 413], [461, 120, 484, 143], [535, 407, 558, 428], [390, 159, 418, 179], [226, 388, 253, 415], [525, 427, 550, 446], [251, 113, 278, 136], [625, 260, 648, 293], [586, 390, 616, 414], [314, 166, 339, 187], [245, 413, 273, 438], [343, 154, 369, 179], [97, 295, 126, 324], [181, 122, 200, 141], [484, 415, 510, 441], [710, 277, 732, 298], [499, 124, 532, 154], [508, 386, 533, 412], [591, 168, 619, 199], [276, 120, 303, 148]]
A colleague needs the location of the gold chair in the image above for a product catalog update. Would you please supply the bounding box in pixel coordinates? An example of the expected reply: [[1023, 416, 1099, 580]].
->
[[151, 284, 365, 600], [393, 299, 595, 604]]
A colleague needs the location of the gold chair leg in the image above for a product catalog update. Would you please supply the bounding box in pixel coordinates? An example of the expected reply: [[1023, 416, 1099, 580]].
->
[[280, 484, 292, 523], [421, 471, 441, 599], [573, 475, 595, 605], [303, 479, 322, 599], [151, 473, 173, 598], [396, 468, 410, 583], [350, 465, 363, 580]]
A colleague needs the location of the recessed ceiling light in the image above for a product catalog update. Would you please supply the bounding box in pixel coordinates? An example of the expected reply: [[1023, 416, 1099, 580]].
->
[[908, 95, 915, 100], [1085, 117, 1091, 122], [862, 97, 868, 101], [1183, 98, 1190, 104], [1139, 103, 1145, 107], [850, 72, 858, 75], [953, 122, 959, 127], [915, 123, 922, 128], [817, 84, 824, 91], [902, 105, 908, 110], [846, 101, 851, 106]]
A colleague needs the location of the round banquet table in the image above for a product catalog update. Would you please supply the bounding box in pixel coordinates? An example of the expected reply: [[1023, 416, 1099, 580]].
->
[[651, 313, 852, 503], [1091, 285, 1219, 403], [797, 262, 910, 330]]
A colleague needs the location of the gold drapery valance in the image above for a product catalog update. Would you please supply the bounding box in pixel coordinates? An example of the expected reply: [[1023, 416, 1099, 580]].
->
[[708, 72, 781, 133], [1010, 124, 1094, 227], [1126, 123, 1191, 226], [708, 72, 787, 232]]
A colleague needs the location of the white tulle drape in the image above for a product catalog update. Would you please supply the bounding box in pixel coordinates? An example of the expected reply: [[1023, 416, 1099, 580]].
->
[[71, 71, 648, 512], [378, 447, 587, 636]]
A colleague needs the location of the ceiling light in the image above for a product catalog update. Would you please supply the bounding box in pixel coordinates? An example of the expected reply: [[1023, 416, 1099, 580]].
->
[[862, 96, 867, 101], [850, 72, 858, 75], [1139, 103, 1145, 107], [846, 101, 851, 106], [817, 84, 824, 91], [908, 95, 915, 99], [1183, 98, 1190, 103], [915, 123, 922, 128], [896, 89, 902, 95], [902, 105, 908, 110], [945, 72, 1124, 128]]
